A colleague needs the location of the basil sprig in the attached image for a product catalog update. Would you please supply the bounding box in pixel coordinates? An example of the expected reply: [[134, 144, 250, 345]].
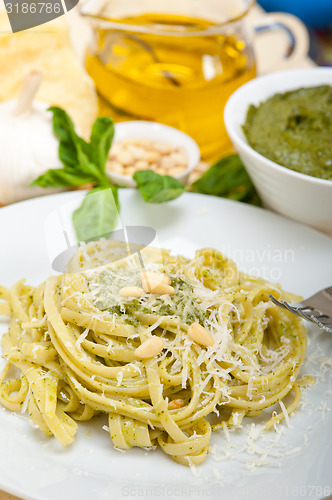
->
[[32, 108, 114, 188], [31, 107, 119, 242], [133, 170, 186, 203], [72, 185, 119, 243], [134, 154, 261, 206], [32, 107, 261, 244], [191, 154, 261, 206]]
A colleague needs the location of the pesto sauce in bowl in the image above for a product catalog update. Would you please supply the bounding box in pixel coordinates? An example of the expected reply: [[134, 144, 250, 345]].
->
[[243, 85, 332, 181]]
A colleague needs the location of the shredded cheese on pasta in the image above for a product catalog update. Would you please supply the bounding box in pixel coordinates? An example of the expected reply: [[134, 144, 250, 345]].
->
[[0, 240, 309, 466]]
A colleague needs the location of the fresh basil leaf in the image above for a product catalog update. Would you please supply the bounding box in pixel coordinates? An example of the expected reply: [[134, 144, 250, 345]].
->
[[48, 106, 79, 170], [73, 186, 120, 243], [31, 107, 120, 243], [133, 170, 186, 203], [49, 106, 76, 142], [90, 117, 115, 172], [58, 142, 77, 170], [31, 169, 95, 188], [192, 154, 261, 206], [48, 107, 108, 185], [75, 142, 107, 184]]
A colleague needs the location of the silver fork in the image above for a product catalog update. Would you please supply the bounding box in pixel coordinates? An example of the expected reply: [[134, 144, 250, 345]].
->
[[269, 287, 332, 334]]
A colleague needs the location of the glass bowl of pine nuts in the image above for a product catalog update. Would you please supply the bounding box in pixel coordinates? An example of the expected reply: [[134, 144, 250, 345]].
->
[[106, 121, 200, 187]]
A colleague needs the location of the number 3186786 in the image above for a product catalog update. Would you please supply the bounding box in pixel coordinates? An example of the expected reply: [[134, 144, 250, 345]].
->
[[5, 2, 62, 14]]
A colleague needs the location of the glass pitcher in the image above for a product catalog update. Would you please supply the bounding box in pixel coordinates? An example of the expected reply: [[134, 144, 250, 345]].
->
[[82, 0, 303, 160]]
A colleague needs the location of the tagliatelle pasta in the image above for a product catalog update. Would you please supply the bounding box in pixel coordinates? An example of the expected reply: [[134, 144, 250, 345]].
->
[[0, 240, 310, 466]]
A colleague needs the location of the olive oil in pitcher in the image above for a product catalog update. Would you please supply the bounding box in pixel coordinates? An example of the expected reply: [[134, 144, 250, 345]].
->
[[86, 13, 256, 160]]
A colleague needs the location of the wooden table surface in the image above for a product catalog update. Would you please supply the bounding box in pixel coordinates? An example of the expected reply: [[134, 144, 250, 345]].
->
[[0, 493, 20, 500]]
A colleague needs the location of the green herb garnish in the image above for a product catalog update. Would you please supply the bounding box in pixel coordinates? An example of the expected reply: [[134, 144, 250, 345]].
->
[[72, 185, 119, 243], [31, 107, 118, 242], [191, 154, 261, 206], [32, 107, 261, 243]]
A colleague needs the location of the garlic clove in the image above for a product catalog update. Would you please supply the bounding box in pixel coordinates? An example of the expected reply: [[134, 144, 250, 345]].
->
[[13, 70, 43, 117], [0, 99, 64, 205]]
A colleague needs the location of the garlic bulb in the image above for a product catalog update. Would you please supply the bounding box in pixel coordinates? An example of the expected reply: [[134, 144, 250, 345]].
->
[[0, 71, 64, 205]]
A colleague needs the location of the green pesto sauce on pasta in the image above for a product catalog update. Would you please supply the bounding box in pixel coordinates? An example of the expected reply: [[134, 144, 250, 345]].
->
[[93, 271, 205, 326]]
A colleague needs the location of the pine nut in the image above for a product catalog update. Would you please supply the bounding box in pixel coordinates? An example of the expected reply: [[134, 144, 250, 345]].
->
[[133, 139, 153, 148], [140, 271, 173, 294], [154, 142, 173, 153], [107, 160, 123, 173], [168, 167, 186, 176], [145, 151, 160, 163], [109, 143, 121, 157], [141, 279, 175, 295], [140, 271, 171, 286], [168, 399, 185, 410], [124, 167, 136, 176], [119, 286, 144, 298], [168, 152, 187, 166], [134, 337, 164, 358], [117, 150, 134, 165], [188, 322, 214, 347], [108, 139, 188, 178], [160, 156, 175, 169], [127, 145, 145, 159], [135, 160, 149, 169]]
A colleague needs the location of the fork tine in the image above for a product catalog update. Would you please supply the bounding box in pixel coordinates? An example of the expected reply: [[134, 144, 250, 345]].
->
[[269, 295, 316, 323], [269, 293, 332, 333], [269, 294, 297, 314], [269, 294, 286, 310]]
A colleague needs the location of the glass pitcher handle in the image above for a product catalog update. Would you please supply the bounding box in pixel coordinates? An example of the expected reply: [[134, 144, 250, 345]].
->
[[255, 22, 296, 57], [252, 12, 310, 70]]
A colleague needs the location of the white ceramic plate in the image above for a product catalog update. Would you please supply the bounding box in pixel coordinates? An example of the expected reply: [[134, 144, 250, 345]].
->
[[0, 190, 332, 500]]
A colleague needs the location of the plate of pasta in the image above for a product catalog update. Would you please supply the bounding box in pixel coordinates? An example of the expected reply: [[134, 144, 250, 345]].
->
[[0, 190, 331, 500]]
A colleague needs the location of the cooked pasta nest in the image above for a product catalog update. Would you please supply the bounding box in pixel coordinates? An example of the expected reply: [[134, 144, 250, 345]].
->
[[0, 240, 309, 466]]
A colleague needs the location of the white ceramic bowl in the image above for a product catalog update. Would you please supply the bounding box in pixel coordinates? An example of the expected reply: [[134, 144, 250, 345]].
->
[[106, 121, 200, 188], [224, 67, 332, 236]]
